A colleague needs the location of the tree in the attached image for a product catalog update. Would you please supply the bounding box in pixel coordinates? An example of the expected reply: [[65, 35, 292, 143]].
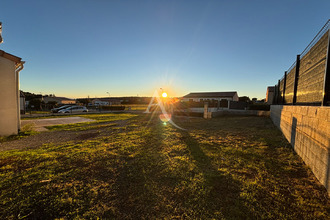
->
[[28, 98, 44, 110]]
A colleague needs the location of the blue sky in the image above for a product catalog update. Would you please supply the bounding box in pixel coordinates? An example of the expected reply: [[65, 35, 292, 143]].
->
[[1, 0, 329, 99]]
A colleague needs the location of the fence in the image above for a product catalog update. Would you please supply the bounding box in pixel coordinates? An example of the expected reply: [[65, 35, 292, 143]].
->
[[273, 19, 330, 106]]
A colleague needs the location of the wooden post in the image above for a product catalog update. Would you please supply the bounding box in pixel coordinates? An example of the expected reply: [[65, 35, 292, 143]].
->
[[203, 102, 209, 119], [293, 55, 300, 104], [282, 71, 287, 104], [322, 30, 330, 106]]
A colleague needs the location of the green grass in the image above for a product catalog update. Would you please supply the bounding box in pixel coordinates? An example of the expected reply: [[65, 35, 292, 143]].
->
[[0, 115, 329, 219], [26, 111, 51, 114], [124, 104, 148, 111], [0, 124, 39, 143]]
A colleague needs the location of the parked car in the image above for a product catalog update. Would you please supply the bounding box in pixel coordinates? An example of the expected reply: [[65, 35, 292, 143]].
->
[[58, 106, 88, 113], [51, 105, 72, 113]]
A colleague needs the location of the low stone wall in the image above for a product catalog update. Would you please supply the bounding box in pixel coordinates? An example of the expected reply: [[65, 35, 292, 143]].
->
[[212, 109, 270, 117], [189, 107, 221, 113], [270, 105, 330, 194]]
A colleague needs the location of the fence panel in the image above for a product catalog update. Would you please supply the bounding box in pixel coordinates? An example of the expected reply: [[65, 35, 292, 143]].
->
[[284, 67, 295, 103], [296, 32, 328, 103], [274, 20, 329, 105]]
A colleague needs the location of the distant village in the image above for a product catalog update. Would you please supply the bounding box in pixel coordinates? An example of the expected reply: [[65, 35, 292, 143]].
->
[[19, 90, 271, 113]]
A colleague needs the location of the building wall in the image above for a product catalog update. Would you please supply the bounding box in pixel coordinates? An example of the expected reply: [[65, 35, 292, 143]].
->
[[270, 105, 330, 194], [233, 93, 239, 101], [61, 100, 76, 104], [266, 90, 274, 104], [92, 100, 109, 106], [182, 97, 233, 102], [0, 57, 19, 135]]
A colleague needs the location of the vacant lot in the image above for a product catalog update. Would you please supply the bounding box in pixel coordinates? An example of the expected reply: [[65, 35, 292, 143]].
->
[[0, 113, 329, 219]]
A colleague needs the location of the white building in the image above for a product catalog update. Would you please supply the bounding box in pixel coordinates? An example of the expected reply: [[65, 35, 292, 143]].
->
[[266, 86, 275, 104], [92, 99, 109, 106], [0, 50, 24, 135], [182, 92, 239, 102]]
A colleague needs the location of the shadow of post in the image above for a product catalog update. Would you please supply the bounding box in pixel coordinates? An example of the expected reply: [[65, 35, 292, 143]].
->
[[176, 128, 254, 219], [111, 120, 166, 219], [290, 117, 297, 150]]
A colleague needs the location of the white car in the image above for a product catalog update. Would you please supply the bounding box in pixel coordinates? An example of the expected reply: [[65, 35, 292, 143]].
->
[[58, 106, 88, 113]]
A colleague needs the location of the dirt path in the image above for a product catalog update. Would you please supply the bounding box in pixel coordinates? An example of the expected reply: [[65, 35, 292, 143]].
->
[[0, 119, 131, 152], [22, 117, 96, 131]]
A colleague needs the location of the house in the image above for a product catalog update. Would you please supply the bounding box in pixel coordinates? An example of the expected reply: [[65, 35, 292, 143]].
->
[[0, 50, 24, 135], [43, 96, 76, 105], [92, 99, 109, 106], [91, 98, 122, 106], [182, 91, 239, 102], [266, 86, 275, 104]]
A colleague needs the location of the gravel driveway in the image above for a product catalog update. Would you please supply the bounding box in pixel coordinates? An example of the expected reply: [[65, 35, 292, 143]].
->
[[21, 117, 96, 131]]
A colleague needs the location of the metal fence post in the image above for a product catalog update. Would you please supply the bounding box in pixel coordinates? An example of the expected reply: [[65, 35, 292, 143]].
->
[[277, 80, 281, 104], [282, 71, 287, 104], [293, 55, 300, 104], [322, 30, 330, 106], [273, 85, 278, 104]]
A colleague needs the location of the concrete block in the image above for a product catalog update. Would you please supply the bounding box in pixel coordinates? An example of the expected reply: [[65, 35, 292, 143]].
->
[[318, 120, 329, 137], [301, 116, 311, 136], [317, 107, 328, 120], [271, 105, 330, 194], [308, 107, 318, 117], [300, 106, 308, 116]]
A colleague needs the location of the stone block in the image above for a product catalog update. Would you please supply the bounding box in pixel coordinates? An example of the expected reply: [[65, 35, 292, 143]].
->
[[301, 117, 311, 136], [300, 106, 308, 116], [308, 107, 318, 118]]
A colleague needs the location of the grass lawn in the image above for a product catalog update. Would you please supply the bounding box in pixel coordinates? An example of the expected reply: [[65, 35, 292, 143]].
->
[[0, 114, 329, 219]]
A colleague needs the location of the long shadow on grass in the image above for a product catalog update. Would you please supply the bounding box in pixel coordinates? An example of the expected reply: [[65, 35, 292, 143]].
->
[[176, 129, 254, 219], [111, 121, 167, 219]]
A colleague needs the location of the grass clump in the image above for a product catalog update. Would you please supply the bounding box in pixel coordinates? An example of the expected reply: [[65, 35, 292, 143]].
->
[[0, 123, 38, 143]]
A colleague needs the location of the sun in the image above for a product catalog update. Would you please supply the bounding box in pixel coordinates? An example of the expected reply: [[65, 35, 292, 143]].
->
[[162, 92, 168, 98]]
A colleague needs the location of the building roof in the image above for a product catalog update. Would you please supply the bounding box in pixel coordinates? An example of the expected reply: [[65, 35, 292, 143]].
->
[[43, 96, 75, 101], [0, 50, 22, 64], [183, 92, 238, 98]]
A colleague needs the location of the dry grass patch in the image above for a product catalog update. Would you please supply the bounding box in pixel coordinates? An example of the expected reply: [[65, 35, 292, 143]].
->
[[0, 115, 329, 219]]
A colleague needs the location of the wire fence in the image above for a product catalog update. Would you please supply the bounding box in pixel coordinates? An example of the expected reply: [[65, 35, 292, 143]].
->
[[274, 20, 330, 106], [301, 20, 330, 58]]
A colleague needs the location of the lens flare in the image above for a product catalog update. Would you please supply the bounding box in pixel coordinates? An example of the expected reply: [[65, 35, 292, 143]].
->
[[145, 90, 185, 130], [159, 113, 171, 122]]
